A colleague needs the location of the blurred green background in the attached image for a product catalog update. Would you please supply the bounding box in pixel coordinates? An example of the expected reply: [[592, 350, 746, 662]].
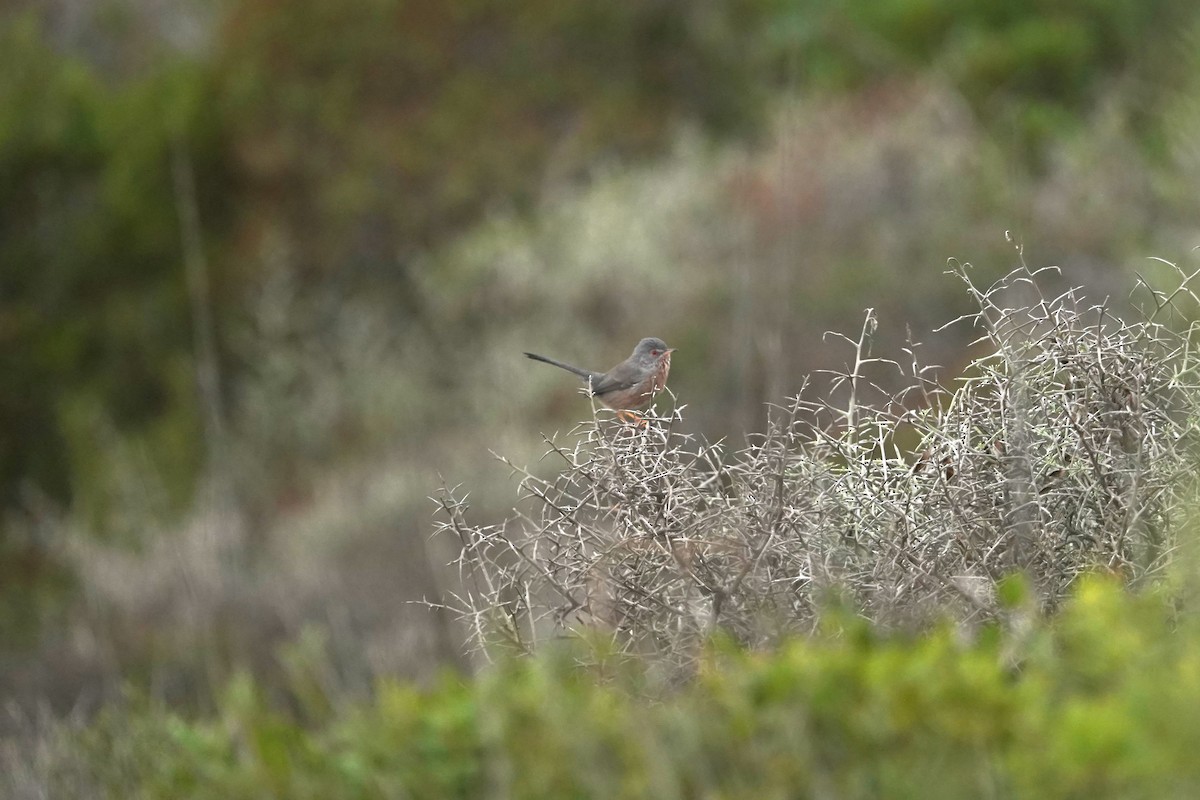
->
[[2, 0, 1200, 726]]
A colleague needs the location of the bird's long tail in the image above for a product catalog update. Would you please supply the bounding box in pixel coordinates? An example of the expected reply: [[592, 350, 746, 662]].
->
[[524, 352, 598, 382]]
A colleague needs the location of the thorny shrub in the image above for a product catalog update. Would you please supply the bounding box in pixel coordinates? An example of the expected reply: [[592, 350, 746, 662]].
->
[[435, 259, 1200, 666]]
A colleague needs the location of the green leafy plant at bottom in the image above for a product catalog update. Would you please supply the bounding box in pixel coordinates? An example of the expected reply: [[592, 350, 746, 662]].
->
[[46, 575, 1200, 799]]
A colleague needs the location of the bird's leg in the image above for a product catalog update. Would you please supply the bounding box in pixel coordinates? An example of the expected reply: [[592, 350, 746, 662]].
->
[[616, 409, 647, 426]]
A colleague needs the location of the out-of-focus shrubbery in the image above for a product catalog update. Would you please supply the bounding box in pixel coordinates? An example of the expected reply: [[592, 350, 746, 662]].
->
[[0, 14, 230, 641], [215, 0, 775, 279], [788, 0, 1190, 153], [6, 0, 1200, 767], [0, 0, 779, 645], [10, 576, 1200, 798], [5, 0, 1196, 533], [0, 0, 777, 527], [0, 16, 217, 520], [417, 82, 1200, 437], [8, 84, 1199, 730]]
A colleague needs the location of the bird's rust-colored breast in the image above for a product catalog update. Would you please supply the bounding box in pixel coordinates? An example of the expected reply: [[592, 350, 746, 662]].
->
[[653, 352, 671, 392]]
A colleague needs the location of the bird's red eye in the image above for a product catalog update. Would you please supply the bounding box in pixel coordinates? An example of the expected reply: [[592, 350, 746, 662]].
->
[[651, 349, 660, 356]]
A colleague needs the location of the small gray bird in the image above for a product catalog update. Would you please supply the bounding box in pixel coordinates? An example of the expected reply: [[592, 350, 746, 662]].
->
[[524, 337, 675, 422]]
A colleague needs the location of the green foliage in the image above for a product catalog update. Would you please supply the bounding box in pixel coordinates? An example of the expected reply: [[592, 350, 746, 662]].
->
[[35, 577, 1200, 798], [214, 0, 777, 278], [0, 13, 233, 642], [784, 0, 1191, 154], [0, 14, 228, 530]]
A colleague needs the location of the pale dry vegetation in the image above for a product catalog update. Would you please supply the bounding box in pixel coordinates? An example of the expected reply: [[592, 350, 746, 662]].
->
[[439, 260, 1200, 667]]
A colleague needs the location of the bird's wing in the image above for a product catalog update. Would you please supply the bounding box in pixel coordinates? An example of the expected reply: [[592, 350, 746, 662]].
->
[[589, 363, 642, 397]]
